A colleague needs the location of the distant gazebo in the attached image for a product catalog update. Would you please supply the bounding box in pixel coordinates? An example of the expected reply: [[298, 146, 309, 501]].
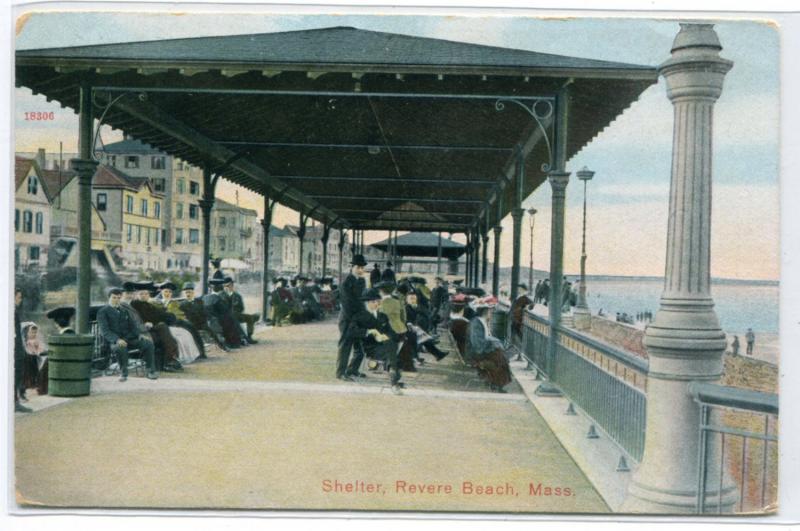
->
[[370, 232, 465, 275]]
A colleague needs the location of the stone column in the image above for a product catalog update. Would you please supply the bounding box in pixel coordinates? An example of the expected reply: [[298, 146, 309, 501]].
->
[[472, 227, 481, 288], [297, 213, 307, 275], [436, 231, 442, 277], [71, 159, 98, 334], [338, 229, 345, 285], [492, 226, 502, 297], [481, 229, 489, 285], [623, 23, 734, 514], [199, 166, 216, 295], [321, 224, 331, 277]]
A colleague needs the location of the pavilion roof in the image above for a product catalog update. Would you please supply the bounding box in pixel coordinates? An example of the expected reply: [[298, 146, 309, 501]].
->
[[16, 26, 658, 234], [371, 231, 466, 259]]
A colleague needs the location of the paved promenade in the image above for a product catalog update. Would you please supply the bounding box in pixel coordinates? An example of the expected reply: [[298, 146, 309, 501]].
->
[[14, 320, 608, 514]]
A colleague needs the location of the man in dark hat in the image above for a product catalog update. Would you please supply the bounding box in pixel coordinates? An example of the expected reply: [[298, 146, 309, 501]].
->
[[347, 288, 404, 394], [211, 258, 224, 281], [180, 282, 229, 352], [222, 277, 259, 344], [130, 282, 185, 371], [46, 307, 76, 335], [430, 276, 449, 330], [204, 278, 243, 348], [97, 287, 158, 381], [369, 263, 382, 287], [381, 261, 396, 284], [336, 253, 368, 380]]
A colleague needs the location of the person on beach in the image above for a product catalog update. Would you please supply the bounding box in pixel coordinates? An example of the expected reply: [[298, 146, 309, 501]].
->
[[746, 329, 756, 356], [731, 335, 740, 356]]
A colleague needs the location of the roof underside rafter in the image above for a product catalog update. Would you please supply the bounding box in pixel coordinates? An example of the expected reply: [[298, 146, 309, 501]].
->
[[16, 26, 657, 233]]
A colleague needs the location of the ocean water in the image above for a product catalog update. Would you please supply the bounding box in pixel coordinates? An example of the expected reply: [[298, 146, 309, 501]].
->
[[584, 279, 779, 334]]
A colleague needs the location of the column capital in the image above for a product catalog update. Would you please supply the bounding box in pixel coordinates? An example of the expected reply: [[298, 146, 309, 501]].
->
[[69, 158, 98, 182], [547, 170, 571, 193], [510, 207, 525, 220], [493, 225, 503, 235], [198, 198, 215, 212], [482, 234, 489, 244], [659, 24, 732, 102]]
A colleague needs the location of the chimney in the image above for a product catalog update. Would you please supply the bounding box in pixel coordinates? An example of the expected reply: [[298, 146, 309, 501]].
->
[[35, 148, 46, 169]]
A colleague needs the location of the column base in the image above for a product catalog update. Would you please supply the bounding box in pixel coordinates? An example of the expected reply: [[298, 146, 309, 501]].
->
[[622, 479, 737, 514], [573, 305, 592, 330]]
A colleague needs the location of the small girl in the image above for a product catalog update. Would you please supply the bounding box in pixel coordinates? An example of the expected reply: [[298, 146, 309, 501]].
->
[[21, 322, 47, 398]]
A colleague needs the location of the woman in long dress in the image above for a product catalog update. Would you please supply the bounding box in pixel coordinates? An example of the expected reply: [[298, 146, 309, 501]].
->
[[466, 297, 512, 392], [169, 325, 201, 365]]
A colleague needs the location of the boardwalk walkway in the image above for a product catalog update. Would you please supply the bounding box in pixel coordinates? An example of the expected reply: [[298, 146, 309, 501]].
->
[[14, 319, 608, 514]]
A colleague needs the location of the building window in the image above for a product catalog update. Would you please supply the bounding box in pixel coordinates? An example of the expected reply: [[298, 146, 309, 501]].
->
[[27, 175, 38, 195], [126, 224, 132, 243], [189, 204, 198, 220], [175, 203, 184, 219], [154, 202, 161, 219], [175, 228, 184, 244], [190, 181, 200, 195], [153, 178, 166, 192], [126, 195, 134, 213], [124, 155, 139, 169], [231, 217, 236, 228], [97, 193, 107, 211], [155, 228, 160, 245], [189, 229, 199, 244], [29, 246, 40, 261], [137, 225, 142, 243], [35, 212, 43, 234], [218, 236, 226, 251], [141, 198, 148, 216], [23, 210, 33, 233], [219, 216, 227, 227], [14, 209, 19, 232], [146, 227, 151, 245], [177, 178, 185, 194], [151, 156, 166, 170], [109, 155, 117, 167]]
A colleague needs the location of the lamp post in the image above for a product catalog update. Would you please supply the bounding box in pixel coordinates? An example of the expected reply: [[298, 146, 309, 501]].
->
[[527, 208, 537, 294], [573, 166, 595, 330]]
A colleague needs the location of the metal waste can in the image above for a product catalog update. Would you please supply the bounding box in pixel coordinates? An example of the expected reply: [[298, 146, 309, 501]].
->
[[48, 334, 94, 397]]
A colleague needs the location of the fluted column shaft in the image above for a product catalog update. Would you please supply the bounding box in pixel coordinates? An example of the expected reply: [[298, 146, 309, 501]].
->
[[624, 23, 734, 514], [546, 172, 570, 372]]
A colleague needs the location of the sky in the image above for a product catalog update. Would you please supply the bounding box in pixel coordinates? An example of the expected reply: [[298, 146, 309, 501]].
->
[[12, 8, 780, 280]]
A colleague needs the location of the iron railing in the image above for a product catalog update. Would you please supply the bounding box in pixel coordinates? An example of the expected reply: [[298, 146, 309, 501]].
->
[[508, 307, 648, 461], [691, 382, 779, 514]]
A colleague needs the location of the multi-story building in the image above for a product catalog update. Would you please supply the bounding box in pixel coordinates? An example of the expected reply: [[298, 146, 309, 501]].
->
[[14, 156, 52, 271], [92, 165, 165, 271], [43, 165, 122, 271], [282, 224, 352, 278], [210, 198, 259, 266], [99, 136, 173, 251], [170, 159, 204, 270], [268, 225, 299, 275]]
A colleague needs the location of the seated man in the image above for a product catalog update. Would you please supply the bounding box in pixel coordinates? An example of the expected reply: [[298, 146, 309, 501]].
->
[[158, 281, 207, 358], [222, 277, 259, 344], [510, 283, 533, 339], [204, 278, 244, 348], [298, 277, 324, 321], [97, 287, 157, 381], [347, 288, 404, 394], [121, 282, 179, 372], [404, 289, 448, 362], [129, 282, 185, 371], [466, 296, 512, 393], [270, 277, 294, 326], [180, 282, 230, 352]]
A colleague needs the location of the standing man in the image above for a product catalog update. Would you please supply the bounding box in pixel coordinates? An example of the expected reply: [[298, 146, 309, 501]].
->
[[336, 253, 368, 381], [370, 263, 382, 287], [510, 283, 533, 339], [97, 287, 158, 382], [430, 277, 448, 329], [746, 328, 756, 356], [381, 261, 396, 284], [223, 277, 259, 344]]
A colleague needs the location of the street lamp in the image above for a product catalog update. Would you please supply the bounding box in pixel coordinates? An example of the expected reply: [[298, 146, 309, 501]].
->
[[527, 208, 537, 296], [573, 166, 595, 330]]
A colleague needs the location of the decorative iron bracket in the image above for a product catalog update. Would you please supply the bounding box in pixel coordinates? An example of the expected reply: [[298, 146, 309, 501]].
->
[[494, 97, 555, 173]]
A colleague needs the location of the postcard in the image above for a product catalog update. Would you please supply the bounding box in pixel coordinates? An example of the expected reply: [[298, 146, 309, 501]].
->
[[8, 2, 785, 520]]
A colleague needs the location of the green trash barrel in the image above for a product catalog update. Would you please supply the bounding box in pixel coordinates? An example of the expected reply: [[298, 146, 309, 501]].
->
[[48, 334, 94, 397], [492, 309, 508, 340]]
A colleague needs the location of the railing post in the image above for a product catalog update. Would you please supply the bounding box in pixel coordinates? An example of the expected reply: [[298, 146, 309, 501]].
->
[[623, 23, 734, 514]]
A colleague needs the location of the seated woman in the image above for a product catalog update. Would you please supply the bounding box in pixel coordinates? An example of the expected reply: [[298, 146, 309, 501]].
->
[[20, 321, 47, 398], [448, 294, 471, 361], [466, 297, 512, 393], [404, 289, 448, 362]]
